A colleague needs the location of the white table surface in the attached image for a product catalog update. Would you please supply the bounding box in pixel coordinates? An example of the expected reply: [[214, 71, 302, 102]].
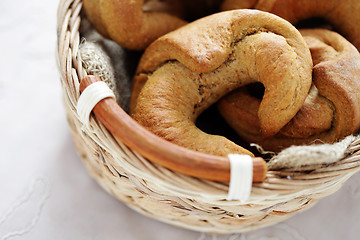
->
[[1, 1, 360, 239]]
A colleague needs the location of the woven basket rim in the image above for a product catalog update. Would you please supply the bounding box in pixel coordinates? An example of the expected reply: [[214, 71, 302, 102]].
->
[[57, 0, 360, 193], [56, 0, 360, 233]]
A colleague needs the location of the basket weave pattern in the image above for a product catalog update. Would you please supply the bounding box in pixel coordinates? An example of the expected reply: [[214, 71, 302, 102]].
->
[[57, 0, 360, 234]]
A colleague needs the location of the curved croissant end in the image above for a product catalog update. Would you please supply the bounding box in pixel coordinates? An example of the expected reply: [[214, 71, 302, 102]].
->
[[221, 0, 360, 51], [130, 10, 313, 156], [83, 0, 187, 50], [82, 0, 110, 38], [218, 29, 360, 152]]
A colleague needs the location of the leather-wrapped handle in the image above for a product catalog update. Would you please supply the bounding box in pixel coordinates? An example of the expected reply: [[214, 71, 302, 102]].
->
[[79, 75, 267, 182]]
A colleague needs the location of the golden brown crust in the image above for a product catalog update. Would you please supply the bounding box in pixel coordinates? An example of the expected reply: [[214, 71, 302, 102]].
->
[[221, 0, 360, 51], [221, 0, 258, 10], [280, 86, 333, 138], [83, 0, 187, 50], [82, 0, 110, 38], [218, 29, 360, 152], [130, 10, 313, 156], [142, 0, 184, 17]]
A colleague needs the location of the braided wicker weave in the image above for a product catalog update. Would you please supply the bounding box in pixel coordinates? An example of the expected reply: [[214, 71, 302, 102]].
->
[[57, 0, 360, 234]]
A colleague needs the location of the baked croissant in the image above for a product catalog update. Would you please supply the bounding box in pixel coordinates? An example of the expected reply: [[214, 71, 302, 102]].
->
[[218, 29, 360, 152], [221, 0, 360, 50], [130, 10, 313, 156], [83, 0, 225, 50], [83, 0, 186, 50]]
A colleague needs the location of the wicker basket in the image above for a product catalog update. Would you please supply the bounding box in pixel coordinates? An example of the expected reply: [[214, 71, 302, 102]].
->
[[57, 0, 360, 234]]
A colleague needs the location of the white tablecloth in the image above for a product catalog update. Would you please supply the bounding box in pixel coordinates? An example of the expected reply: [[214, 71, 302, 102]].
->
[[1, 1, 359, 239]]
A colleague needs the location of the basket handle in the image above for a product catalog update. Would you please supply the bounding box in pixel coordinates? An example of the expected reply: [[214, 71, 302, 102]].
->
[[79, 75, 267, 182]]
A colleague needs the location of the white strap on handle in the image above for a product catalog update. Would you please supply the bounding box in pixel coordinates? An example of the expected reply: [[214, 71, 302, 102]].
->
[[77, 81, 253, 202], [227, 154, 253, 202], [77, 81, 115, 129]]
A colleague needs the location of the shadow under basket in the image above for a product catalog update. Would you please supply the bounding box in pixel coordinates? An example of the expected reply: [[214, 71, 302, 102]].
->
[[57, 0, 360, 234]]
